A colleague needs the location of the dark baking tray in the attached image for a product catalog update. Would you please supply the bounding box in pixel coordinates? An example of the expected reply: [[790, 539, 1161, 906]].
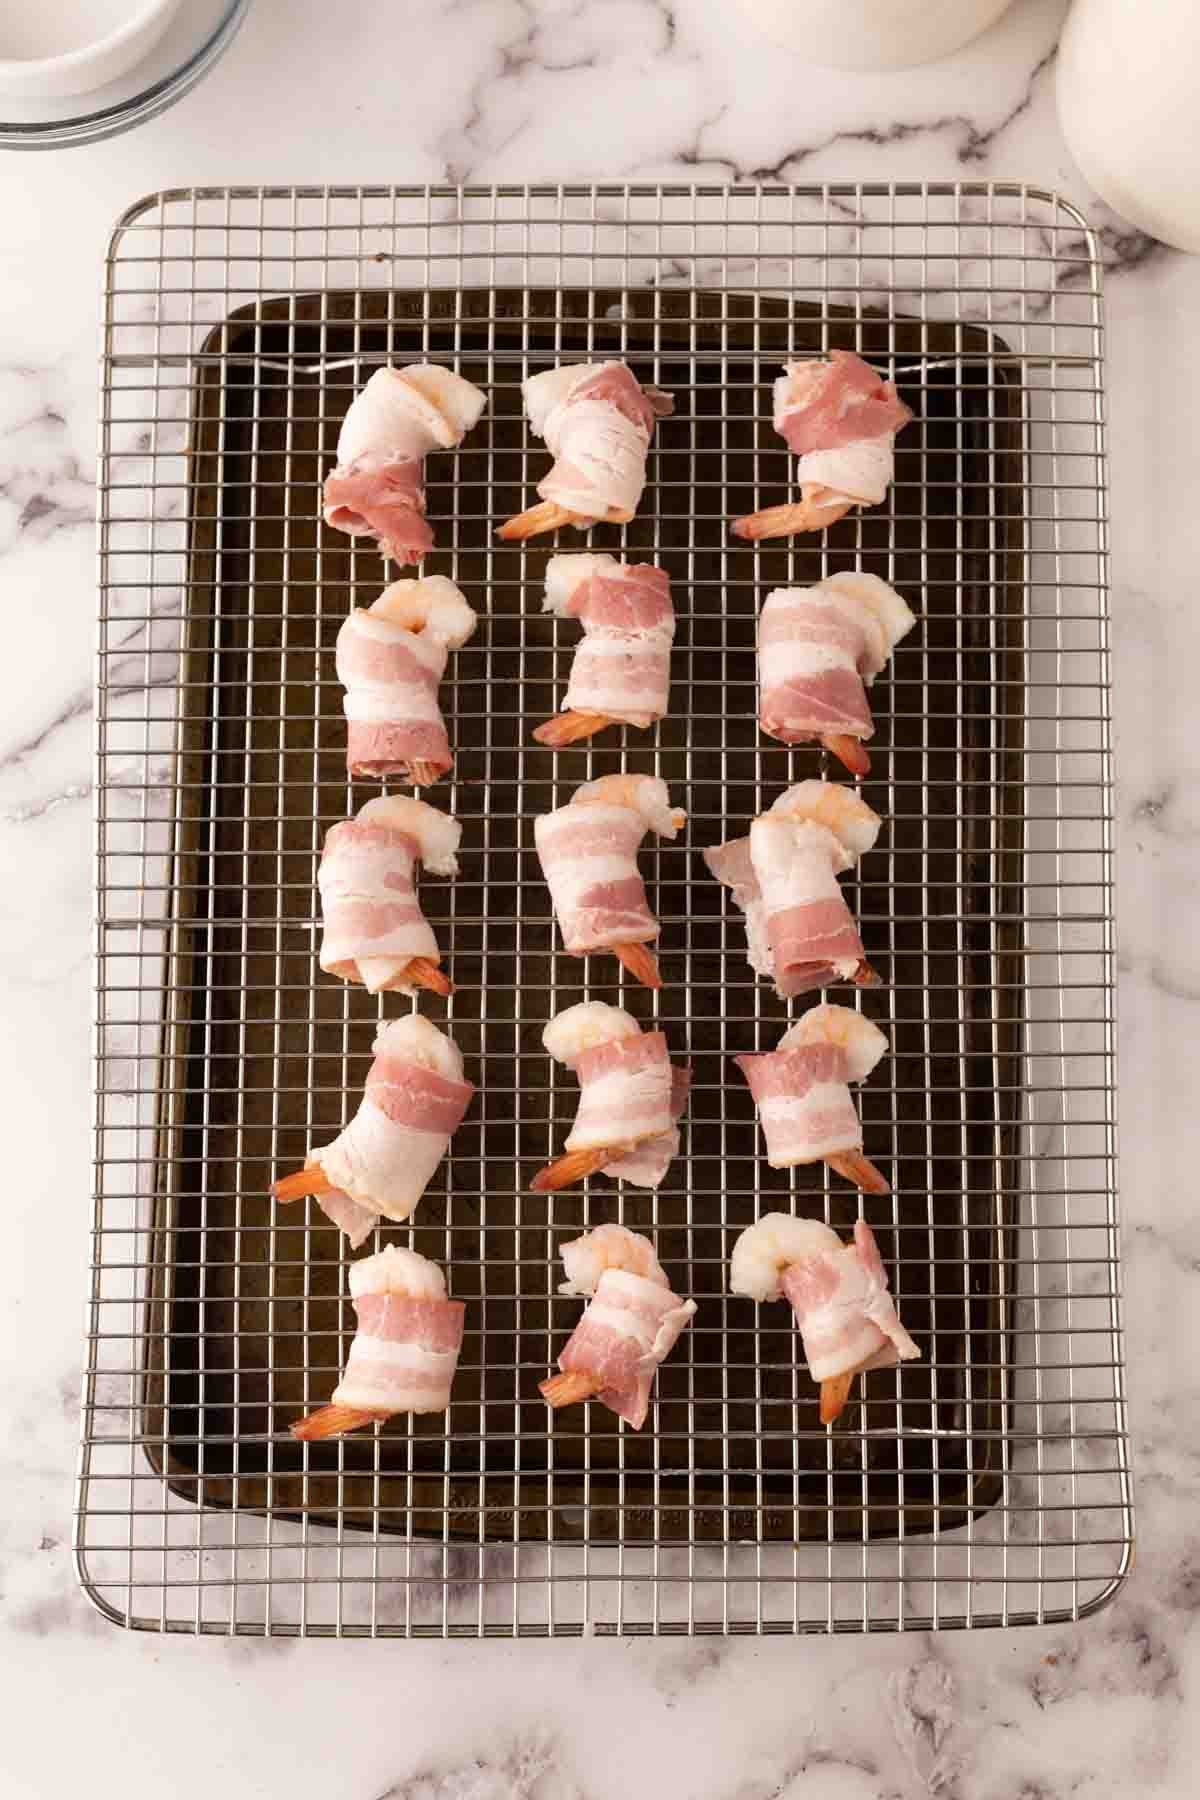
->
[[143, 287, 1025, 1545]]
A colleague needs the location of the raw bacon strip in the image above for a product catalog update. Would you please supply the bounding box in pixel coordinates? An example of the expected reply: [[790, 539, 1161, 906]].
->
[[499, 362, 673, 539], [734, 1002, 889, 1192], [535, 1003, 689, 1191], [704, 781, 880, 997], [535, 554, 674, 742], [751, 816, 863, 996], [732, 351, 913, 540], [273, 1016, 473, 1247], [335, 575, 476, 784], [775, 352, 913, 458], [311, 1186, 378, 1249], [322, 363, 485, 566], [291, 1247, 465, 1436], [534, 773, 685, 984], [782, 1220, 919, 1380], [571, 1031, 673, 1151], [542, 1226, 696, 1428], [729, 1213, 918, 1422], [605, 1065, 691, 1188], [318, 794, 460, 997], [758, 573, 916, 773], [704, 836, 773, 982], [738, 1043, 861, 1167]]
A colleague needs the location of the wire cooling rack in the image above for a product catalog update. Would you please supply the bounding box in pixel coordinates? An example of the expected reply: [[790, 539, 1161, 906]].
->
[[81, 184, 1129, 1637]]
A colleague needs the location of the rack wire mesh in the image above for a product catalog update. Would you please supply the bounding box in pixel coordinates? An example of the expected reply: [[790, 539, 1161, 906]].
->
[[81, 184, 1129, 1637]]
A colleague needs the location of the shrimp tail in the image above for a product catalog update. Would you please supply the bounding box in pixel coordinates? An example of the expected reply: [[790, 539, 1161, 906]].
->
[[825, 1149, 891, 1195], [730, 497, 853, 540], [819, 1370, 855, 1425], [290, 1404, 388, 1440], [407, 760, 444, 787], [404, 956, 453, 996], [531, 1146, 613, 1192], [533, 710, 613, 746], [497, 501, 578, 541], [821, 733, 872, 778], [540, 1369, 604, 1409], [612, 941, 662, 989], [273, 1166, 334, 1203]]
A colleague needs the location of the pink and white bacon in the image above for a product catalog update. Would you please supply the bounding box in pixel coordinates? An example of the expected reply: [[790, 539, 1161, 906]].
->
[[705, 780, 881, 997], [535, 773, 686, 989], [732, 350, 913, 540], [498, 362, 673, 540], [535, 1003, 690, 1192], [758, 572, 915, 777], [607, 1065, 691, 1187], [318, 795, 460, 997], [542, 1225, 696, 1428], [730, 1213, 918, 1422], [735, 1002, 890, 1194], [335, 575, 476, 784], [322, 364, 485, 566], [273, 1016, 474, 1248], [292, 1246, 465, 1438], [534, 555, 674, 745]]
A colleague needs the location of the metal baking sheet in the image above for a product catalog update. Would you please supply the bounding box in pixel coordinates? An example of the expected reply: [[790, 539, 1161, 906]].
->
[[146, 287, 1024, 1545]]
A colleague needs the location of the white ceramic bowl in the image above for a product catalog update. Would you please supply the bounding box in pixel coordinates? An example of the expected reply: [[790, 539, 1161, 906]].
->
[[735, 0, 1016, 71], [0, 0, 183, 101], [1058, 0, 1200, 255]]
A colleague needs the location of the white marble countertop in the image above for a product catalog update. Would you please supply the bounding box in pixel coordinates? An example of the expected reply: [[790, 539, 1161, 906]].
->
[[3, 1, 1198, 1794]]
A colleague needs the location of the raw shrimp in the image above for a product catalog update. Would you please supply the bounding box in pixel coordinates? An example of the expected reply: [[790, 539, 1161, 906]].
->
[[271, 1016, 474, 1244], [729, 1213, 844, 1304], [559, 1222, 670, 1296], [541, 1226, 696, 1427], [533, 1002, 687, 1192], [729, 1213, 919, 1423], [322, 364, 486, 566], [730, 353, 912, 541], [769, 779, 882, 861], [755, 572, 917, 774], [572, 772, 687, 837], [335, 574, 477, 785], [780, 1002, 889, 1085], [707, 781, 880, 997], [735, 1001, 890, 1193], [542, 1000, 640, 1064], [291, 1245, 465, 1437], [499, 362, 673, 539], [535, 774, 686, 988], [370, 575, 477, 645], [318, 792, 461, 997], [533, 555, 675, 745]]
